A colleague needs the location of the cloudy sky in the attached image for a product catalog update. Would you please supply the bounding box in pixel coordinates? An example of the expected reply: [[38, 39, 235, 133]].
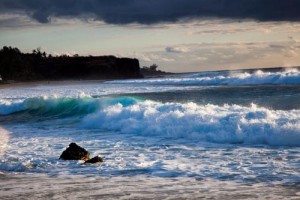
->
[[1, 0, 300, 72]]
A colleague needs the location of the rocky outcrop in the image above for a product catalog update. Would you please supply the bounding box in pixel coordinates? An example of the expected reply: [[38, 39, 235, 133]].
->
[[60, 143, 103, 164], [60, 143, 90, 161], [0, 46, 143, 81], [38, 56, 142, 80], [85, 156, 103, 164]]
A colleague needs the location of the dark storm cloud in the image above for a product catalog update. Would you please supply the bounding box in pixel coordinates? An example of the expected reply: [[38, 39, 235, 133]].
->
[[1, 0, 300, 24]]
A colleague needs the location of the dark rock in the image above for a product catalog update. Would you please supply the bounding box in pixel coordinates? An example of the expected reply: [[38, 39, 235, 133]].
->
[[84, 156, 104, 164], [0, 46, 142, 81], [60, 143, 90, 161]]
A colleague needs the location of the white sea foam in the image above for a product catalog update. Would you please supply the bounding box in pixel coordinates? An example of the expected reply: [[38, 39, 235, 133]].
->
[[2, 95, 300, 146], [0, 81, 199, 101], [109, 69, 300, 85], [1, 74, 299, 190], [82, 101, 300, 146], [0, 127, 10, 158]]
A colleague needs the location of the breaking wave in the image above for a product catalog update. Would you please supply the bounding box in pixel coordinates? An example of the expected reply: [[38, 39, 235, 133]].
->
[[109, 69, 300, 85], [81, 98, 300, 147], [0, 96, 140, 116], [0, 96, 98, 116], [1, 96, 300, 146]]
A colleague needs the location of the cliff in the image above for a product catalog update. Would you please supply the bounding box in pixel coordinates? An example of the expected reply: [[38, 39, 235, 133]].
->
[[0, 47, 142, 81]]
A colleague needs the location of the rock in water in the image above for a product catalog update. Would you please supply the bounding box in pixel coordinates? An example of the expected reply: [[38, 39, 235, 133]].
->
[[85, 156, 104, 164], [60, 143, 90, 161]]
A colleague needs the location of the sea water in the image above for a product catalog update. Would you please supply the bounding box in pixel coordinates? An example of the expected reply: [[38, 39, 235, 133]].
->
[[0, 68, 300, 199]]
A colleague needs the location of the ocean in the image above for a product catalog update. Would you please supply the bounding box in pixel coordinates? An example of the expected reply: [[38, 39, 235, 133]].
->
[[0, 68, 300, 199]]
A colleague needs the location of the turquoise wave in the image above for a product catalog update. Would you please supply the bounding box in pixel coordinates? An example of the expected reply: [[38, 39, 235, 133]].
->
[[0, 96, 142, 117]]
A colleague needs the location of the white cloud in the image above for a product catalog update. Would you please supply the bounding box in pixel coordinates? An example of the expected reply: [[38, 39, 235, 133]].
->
[[196, 57, 208, 61], [284, 47, 298, 58], [0, 13, 39, 29], [138, 40, 300, 72]]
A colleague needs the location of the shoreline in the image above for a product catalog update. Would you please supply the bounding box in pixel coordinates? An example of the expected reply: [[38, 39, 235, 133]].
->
[[0, 173, 299, 199], [1, 71, 299, 200], [0, 79, 111, 89], [1, 65, 299, 89], [0, 73, 172, 89]]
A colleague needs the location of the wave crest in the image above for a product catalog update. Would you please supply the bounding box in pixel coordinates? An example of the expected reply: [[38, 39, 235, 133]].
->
[[0, 96, 140, 117], [82, 100, 300, 146], [109, 69, 300, 85], [2, 96, 300, 146], [0, 96, 96, 116]]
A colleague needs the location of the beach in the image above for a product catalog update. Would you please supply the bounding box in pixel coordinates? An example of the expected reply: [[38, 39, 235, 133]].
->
[[1, 69, 300, 199], [1, 173, 299, 199]]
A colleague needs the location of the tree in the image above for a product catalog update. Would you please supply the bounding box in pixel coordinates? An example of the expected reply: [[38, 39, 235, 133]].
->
[[32, 47, 42, 58], [149, 64, 158, 71]]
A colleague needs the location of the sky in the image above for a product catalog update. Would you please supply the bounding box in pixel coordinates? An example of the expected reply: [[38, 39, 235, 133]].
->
[[0, 0, 300, 72]]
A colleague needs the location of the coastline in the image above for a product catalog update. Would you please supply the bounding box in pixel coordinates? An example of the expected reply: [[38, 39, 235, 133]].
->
[[0, 73, 171, 89], [2, 66, 299, 89], [1, 66, 297, 89], [1, 70, 300, 200], [0, 173, 298, 199], [0, 79, 108, 89]]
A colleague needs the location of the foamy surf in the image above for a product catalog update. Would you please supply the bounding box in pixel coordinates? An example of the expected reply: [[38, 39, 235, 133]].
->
[[1, 96, 300, 146], [0, 70, 299, 198], [0, 127, 10, 158], [109, 69, 300, 85], [81, 100, 300, 147]]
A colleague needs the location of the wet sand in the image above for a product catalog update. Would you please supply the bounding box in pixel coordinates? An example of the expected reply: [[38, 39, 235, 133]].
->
[[0, 173, 299, 200]]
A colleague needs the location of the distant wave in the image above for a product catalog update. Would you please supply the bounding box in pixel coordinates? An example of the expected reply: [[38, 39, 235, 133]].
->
[[2, 96, 300, 146], [109, 69, 300, 86]]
